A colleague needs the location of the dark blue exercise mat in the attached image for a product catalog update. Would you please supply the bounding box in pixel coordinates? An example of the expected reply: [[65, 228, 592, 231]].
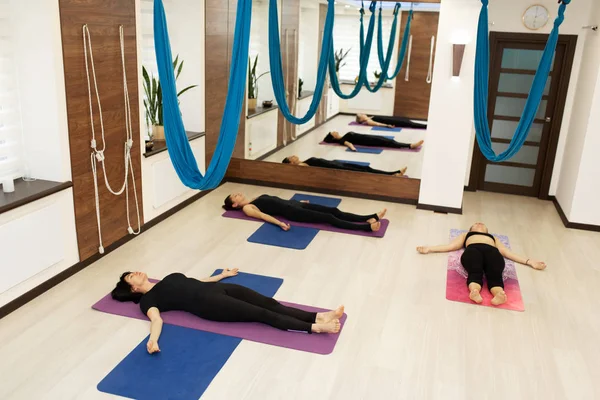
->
[[371, 127, 403, 132], [346, 147, 384, 154], [290, 193, 342, 207], [97, 271, 283, 400], [334, 159, 371, 167], [247, 223, 319, 250]]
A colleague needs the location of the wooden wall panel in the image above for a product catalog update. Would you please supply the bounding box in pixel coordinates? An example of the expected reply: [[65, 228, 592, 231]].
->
[[393, 12, 439, 120], [59, 0, 143, 261]]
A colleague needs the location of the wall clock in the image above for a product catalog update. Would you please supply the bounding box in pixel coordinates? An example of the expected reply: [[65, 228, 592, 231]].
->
[[523, 5, 550, 30]]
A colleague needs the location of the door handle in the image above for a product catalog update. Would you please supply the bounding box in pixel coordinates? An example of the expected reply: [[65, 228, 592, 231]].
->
[[545, 117, 551, 122]]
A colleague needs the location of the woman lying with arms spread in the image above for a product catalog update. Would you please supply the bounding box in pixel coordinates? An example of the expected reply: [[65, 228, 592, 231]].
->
[[323, 131, 424, 152], [112, 269, 344, 354], [416, 222, 546, 305]]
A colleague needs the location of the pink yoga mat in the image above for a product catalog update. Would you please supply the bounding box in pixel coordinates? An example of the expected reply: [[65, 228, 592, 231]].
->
[[93, 284, 347, 355], [222, 209, 389, 238], [319, 141, 422, 153], [446, 229, 524, 312]]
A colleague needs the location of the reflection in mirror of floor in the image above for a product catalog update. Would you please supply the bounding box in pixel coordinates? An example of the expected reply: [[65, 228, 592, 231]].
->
[[264, 115, 426, 178], [1, 182, 598, 400]]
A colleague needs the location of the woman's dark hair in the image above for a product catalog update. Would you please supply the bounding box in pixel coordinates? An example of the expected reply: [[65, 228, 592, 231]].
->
[[223, 195, 237, 210], [323, 132, 337, 143], [111, 272, 143, 304], [282, 157, 290, 164]]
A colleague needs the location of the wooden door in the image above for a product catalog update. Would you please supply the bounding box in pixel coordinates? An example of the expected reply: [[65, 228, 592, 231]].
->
[[469, 33, 577, 198], [393, 11, 439, 120]]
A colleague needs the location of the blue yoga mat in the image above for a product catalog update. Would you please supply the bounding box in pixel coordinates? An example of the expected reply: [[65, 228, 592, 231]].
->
[[334, 160, 370, 167], [346, 147, 384, 154], [98, 272, 283, 400], [371, 126, 402, 132], [290, 193, 342, 207], [248, 223, 319, 250]]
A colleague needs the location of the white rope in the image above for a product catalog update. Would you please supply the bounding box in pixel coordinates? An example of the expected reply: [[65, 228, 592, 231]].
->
[[83, 24, 141, 254], [426, 36, 435, 84]]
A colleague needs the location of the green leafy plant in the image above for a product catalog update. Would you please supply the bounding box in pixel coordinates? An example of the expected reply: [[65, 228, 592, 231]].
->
[[334, 48, 351, 72], [142, 55, 197, 128], [248, 55, 270, 99], [298, 78, 304, 98]]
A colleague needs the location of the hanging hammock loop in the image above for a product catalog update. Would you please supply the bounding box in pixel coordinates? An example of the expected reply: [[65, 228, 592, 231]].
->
[[369, 1, 377, 13], [393, 3, 401, 16]]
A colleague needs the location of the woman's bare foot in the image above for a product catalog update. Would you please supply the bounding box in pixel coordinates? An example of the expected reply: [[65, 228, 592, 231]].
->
[[377, 208, 387, 219], [316, 305, 345, 323], [468, 283, 483, 304], [370, 221, 381, 232], [410, 140, 424, 149], [312, 319, 341, 334], [394, 167, 408, 177], [490, 288, 507, 306]]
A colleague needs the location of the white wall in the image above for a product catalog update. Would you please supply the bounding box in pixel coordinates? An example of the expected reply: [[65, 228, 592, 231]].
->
[[298, 5, 319, 92], [0, 189, 79, 308], [420, 0, 594, 209], [556, 0, 600, 225], [11, 0, 71, 182], [339, 86, 397, 116]]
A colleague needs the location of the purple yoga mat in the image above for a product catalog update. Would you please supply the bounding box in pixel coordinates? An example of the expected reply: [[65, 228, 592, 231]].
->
[[92, 287, 347, 355], [348, 121, 363, 126], [319, 141, 422, 153], [222, 209, 389, 238]]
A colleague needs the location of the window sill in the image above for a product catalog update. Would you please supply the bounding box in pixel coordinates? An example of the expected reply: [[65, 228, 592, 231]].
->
[[144, 131, 205, 158], [247, 105, 279, 119], [0, 179, 73, 216], [340, 80, 394, 89]]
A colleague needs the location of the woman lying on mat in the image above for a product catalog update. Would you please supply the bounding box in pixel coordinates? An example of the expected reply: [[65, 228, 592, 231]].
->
[[224, 192, 386, 232], [356, 113, 427, 130], [416, 222, 546, 306], [282, 155, 407, 176], [112, 269, 344, 353], [323, 131, 424, 152]]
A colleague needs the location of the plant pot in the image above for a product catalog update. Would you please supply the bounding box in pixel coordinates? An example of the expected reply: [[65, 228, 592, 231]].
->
[[152, 125, 165, 141], [248, 98, 257, 110], [145, 140, 154, 152], [262, 100, 273, 108]]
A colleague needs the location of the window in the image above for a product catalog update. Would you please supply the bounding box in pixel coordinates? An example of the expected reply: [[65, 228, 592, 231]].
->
[[333, 10, 398, 82], [140, 0, 157, 138], [0, 0, 23, 183]]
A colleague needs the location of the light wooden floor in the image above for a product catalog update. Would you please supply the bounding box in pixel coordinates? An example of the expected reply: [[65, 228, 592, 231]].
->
[[263, 115, 426, 179], [1, 183, 599, 400]]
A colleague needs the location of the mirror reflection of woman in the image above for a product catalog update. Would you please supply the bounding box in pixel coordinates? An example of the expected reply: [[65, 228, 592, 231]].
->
[[356, 113, 427, 130], [416, 222, 547, 305], [224, 192, 386, 232], [282, 155, 407, 177], [323, 131, 424, 152]]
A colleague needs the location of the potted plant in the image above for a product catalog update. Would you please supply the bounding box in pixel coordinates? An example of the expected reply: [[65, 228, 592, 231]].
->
[[142, 55, 198, 141], [298, 78, 304, 98], [334, 48, 351, 79], [248, 55, 270, 110]]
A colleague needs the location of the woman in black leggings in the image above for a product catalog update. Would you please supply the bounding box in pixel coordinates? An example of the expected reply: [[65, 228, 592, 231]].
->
[[416, 222, 547, 306], [224, 192, 386, 232], [323, 131, 424, 152], [112, 269, 344, 354], [282, 155, 408, 176], [356, 113, 427, 130]]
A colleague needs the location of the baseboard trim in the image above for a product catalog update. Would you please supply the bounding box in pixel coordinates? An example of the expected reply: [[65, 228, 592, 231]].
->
[[0, 187, 217, 320], [227, 176, 419, 205], [551, 197, 600, 233], [464, 185, 476, 192], [417, 202, 463, 215]]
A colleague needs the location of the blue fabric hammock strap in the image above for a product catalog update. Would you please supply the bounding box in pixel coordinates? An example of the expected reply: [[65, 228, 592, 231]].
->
[[473, 0, 570, 162]]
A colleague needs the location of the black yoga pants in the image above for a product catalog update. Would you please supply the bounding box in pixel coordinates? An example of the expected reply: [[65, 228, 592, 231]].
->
[[460, 244, 505, 289], [340, 163, 401, 175], [371, 115, 427, 129], [194, 283, 317, 333], [287, 202, 377, 232], [352, 134, 410, 149]]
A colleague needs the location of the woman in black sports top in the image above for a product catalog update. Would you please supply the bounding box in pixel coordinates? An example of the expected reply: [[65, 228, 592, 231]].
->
[[282, 155, 407, 176], [416, 222, 547, 306], [323, 131, 424, 152], [224, 192, 386, 232], [112, 269, 344, 354], [356, 113, 428, 130]]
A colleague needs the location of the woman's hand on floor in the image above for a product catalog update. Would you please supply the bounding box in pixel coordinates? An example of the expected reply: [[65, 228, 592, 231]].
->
[[221, 268, 239, 278], [280, 222, 291, 231], [528, 260, 547, 270], [147, 340, 160, 354], [416, 246, 431, 254]]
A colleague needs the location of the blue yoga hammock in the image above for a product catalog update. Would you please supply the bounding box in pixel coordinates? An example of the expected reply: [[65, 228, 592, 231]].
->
[[474, 0, 570, 162], [377, 5, 412, 80], [153, 0, 251, 190], [268, 0, 334, 124], [329, 2, 378, 99]]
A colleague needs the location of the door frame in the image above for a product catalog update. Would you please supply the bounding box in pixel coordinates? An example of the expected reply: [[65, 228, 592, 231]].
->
[[467, 32, 577, 199]]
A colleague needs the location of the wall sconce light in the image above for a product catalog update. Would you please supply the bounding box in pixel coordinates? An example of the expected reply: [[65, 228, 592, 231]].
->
[[452, 44, 466, 77]]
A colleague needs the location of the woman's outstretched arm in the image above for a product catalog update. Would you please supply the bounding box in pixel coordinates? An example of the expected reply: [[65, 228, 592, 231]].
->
[[200, 268, 240, 282], [243, 204, 291, 231], [417, 233, 466, 254], [146, 307, 163, 354], [364, 118, 392, 128], [343, 141, 357, 152], [496, 241, 547, 270]]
